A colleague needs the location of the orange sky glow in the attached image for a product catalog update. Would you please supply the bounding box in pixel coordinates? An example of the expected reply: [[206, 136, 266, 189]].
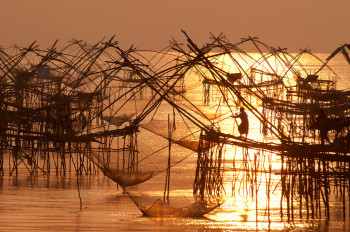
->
[[0, 0, 349, 52]]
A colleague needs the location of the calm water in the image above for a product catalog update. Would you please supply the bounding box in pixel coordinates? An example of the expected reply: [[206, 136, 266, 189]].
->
[[1, 155, 349, 232], [1, 53, 350, 231]]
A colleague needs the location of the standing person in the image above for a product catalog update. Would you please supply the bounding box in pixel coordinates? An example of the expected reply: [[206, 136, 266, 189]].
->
[[316, 109, 331, 146], [232, 107, 249, 137]]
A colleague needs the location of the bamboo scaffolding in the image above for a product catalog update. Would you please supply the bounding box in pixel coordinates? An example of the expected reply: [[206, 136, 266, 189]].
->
[[0, 33, 350, 222]]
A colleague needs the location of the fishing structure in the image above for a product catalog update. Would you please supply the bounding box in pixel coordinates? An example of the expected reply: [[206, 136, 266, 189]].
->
[[0, 32, 350, 222]]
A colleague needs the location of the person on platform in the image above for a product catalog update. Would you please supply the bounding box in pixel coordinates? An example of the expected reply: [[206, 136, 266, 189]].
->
[[232, 107, 249, 137], [316, 109, 331, 146]]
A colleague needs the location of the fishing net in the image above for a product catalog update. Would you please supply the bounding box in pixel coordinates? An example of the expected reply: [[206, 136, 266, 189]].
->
[[122, 126, 231, 217], [140, 119, 200, 152], [128, 196, 221, 217], [124, 154, 224, 217], [87, 121, 197, 187]]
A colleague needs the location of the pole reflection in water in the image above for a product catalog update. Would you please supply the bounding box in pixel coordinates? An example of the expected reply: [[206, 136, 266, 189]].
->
[[0, 148, 349, 231]]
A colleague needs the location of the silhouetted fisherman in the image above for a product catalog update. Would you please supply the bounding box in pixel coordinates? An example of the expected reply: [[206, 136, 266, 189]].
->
[[316, 109, 331, 146], [232, 107, 249, 137]]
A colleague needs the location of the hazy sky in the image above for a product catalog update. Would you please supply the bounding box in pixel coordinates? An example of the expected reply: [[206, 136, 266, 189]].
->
[[0, 0, 349, 52]]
